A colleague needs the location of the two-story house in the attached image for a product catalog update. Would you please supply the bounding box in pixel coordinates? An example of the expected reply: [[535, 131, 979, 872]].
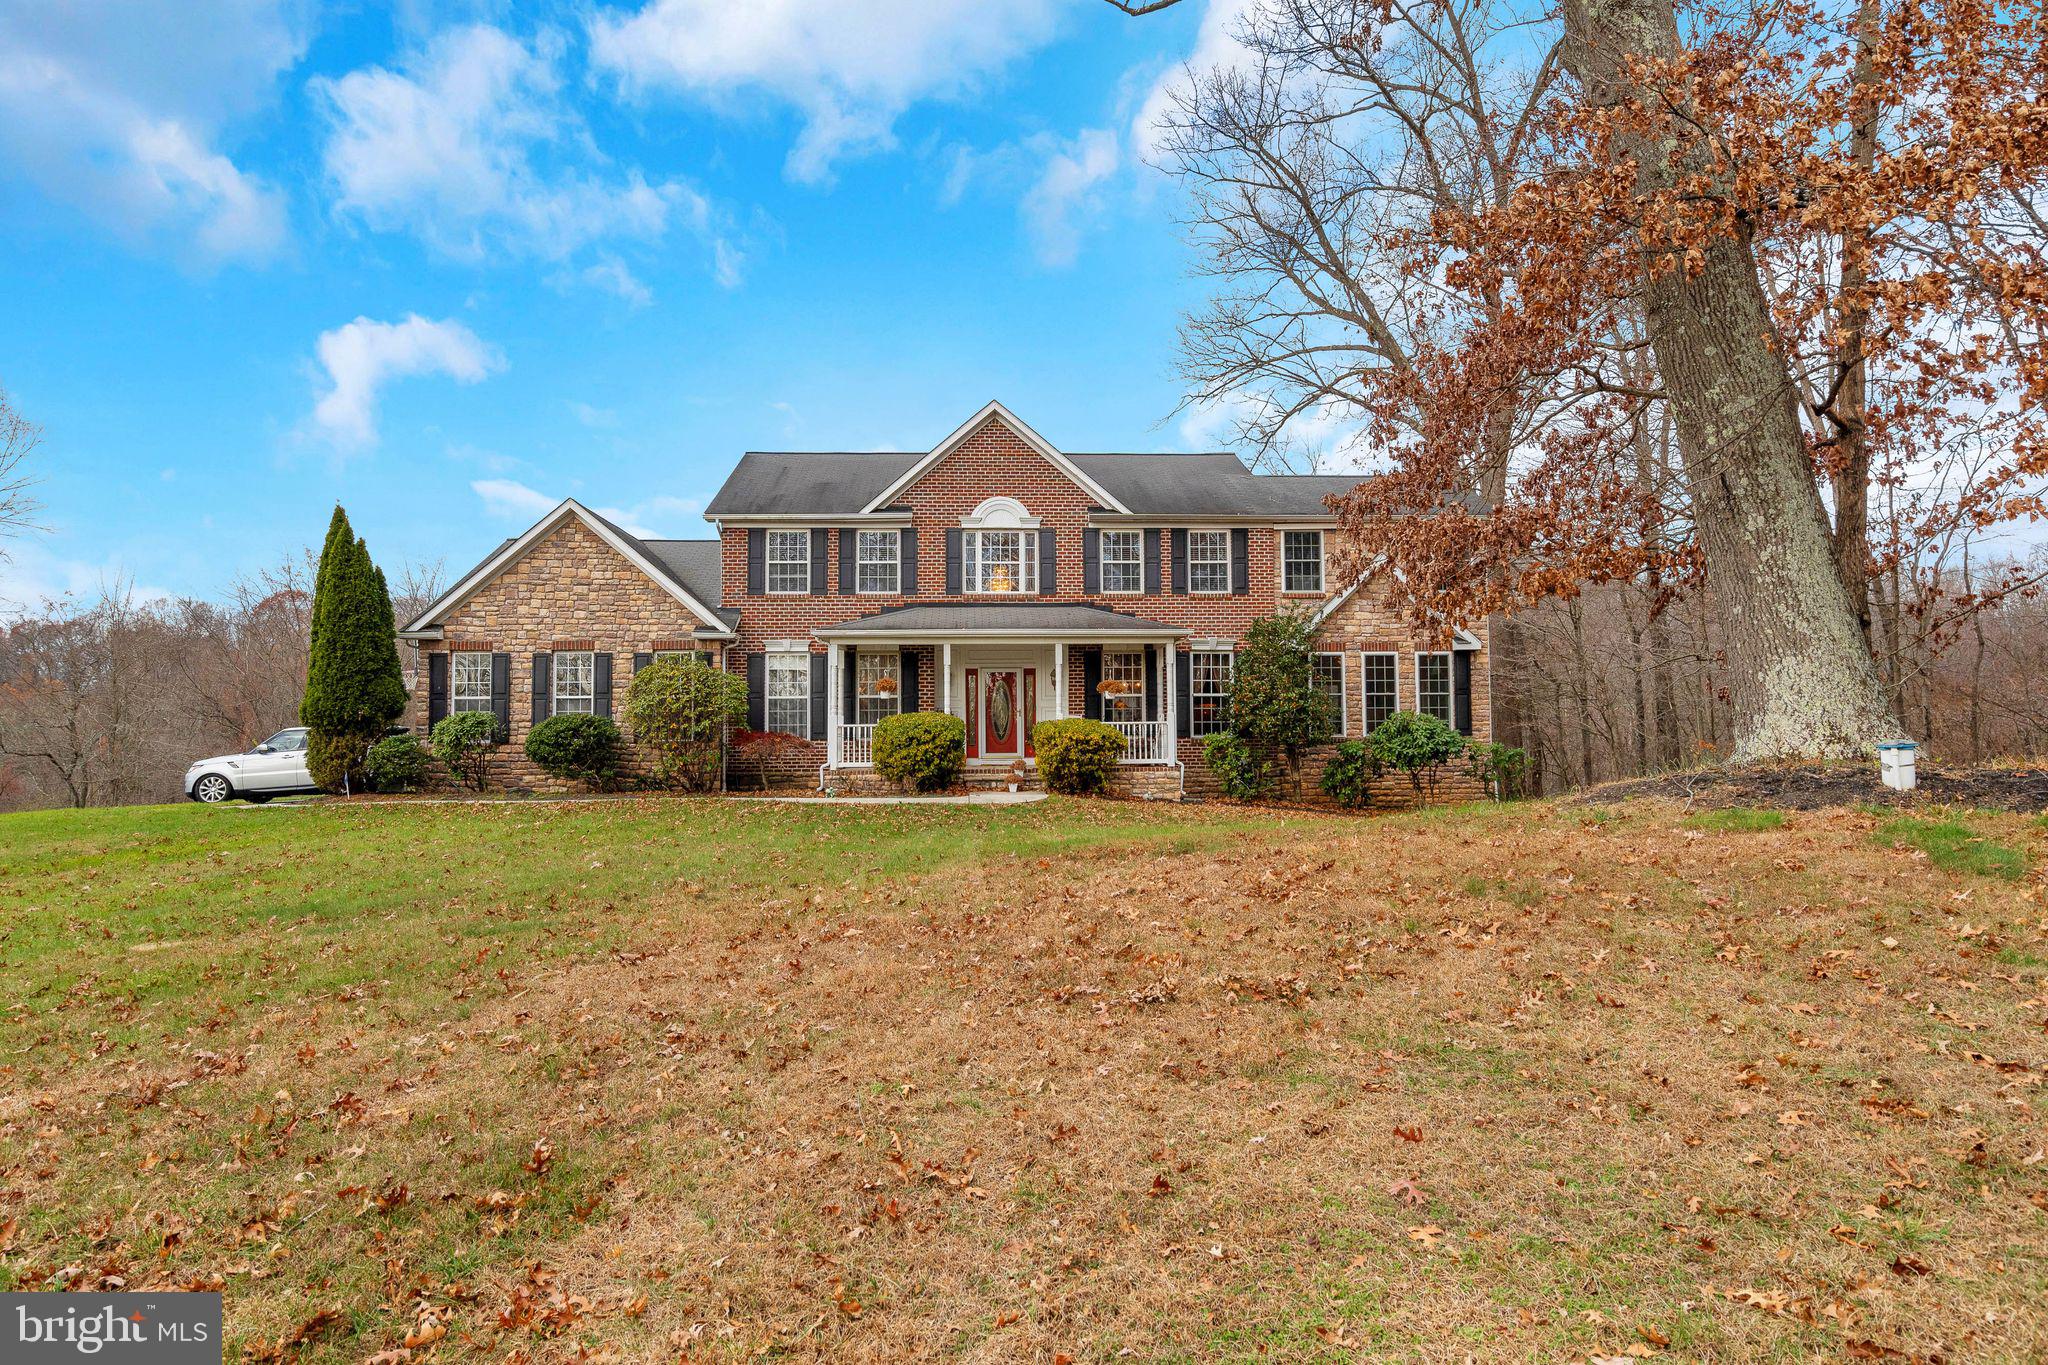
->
[[398, 401, 1488, 800]]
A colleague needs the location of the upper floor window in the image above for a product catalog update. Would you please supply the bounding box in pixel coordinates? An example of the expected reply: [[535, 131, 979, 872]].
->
[[1313, 652, 1347, 735], [451, 652, 492, 712], [965, 529, 1038, 594], [856, 652, 901, 725], [553, 651, 595, 715], [857, 530, 900, 595], [1102, 648, 1144, 720], [1283, 531, 1325, 593], [1190, 650, 1232, 735], [766, 530, 810, 595], [1188, 530, 1231, 595], [1361, 652, 1398, 732], [1417, 651, 1453, 723], [1100, 530, 1143, 594]]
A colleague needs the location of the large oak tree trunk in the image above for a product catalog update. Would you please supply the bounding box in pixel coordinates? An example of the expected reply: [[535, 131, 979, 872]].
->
[[1561, 0, 1901, 761]]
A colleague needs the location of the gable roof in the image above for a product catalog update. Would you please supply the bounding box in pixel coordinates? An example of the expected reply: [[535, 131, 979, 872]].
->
[[860, 401, 1129, 515], [704, 450, 922, 518], [401, 500, 733, 637]]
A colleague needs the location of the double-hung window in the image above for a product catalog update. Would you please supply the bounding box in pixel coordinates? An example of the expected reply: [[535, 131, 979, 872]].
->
[[1417, 651, 1453, 724], [1361, 652, 1398, 732], [856, 652, 901, 725], [552, 651, 595, 715], [1283, 531, 1325, 593], [1101, 649, 1144, 721], [1100, 530, 1143, 594], [965, 529, 1036, 594], [767, 652, 811, 736], [1313, 652, 1347, 735], [766, 530, 810, 595], [451, 652, 492, 712], [1190, 650, 1232, 735], [1188, 530, 1231, 594], [857, 531, 900, 595]]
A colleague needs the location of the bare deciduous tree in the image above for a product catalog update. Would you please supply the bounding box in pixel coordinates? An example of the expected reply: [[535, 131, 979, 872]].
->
[[0, 382, 43, 556]]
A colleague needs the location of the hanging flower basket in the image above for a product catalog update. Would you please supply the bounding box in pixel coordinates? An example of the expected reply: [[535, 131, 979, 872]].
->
[[873, 676, 900, 696], [1096, 678, 1131, 697]]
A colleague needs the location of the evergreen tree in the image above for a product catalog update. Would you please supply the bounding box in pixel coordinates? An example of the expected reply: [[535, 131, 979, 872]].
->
[[301, 506, 408, 791], [1227, 611, 1336, 784]]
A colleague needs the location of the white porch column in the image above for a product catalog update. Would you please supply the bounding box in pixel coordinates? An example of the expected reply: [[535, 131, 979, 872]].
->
[[942, 641, 953, 716], [1054, 642, 1067, 719], [1162, 640, 1176, 763], [826, 642, 842, 768]]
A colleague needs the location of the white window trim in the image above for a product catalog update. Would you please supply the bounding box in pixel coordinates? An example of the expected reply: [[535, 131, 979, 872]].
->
[[964, 528, 1038, 595], [451, 651, 492, 712], [1189, 648, 1233, 736], [766, 529, 811, 596], [1099, 529, 1144, 596], [1101, 647, 1146, 720], [1415, 650, 1453, 724], [1314, 650, 1348, 736], [766, 651, 812, 738], [1360, 650, 1400, 732], [960, 495, 1040, 529], [856, 529, 901, 596], [1187, 529, 1232, 596], [855, 650, 902, 725], [552, 650, 596, 716], [1283, 530, 1326, 594]]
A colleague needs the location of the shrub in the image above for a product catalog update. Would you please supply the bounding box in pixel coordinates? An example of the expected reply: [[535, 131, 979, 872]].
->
[[431, 711, 498, 792], [302, 506, 408, 790], [1367, 710, 1466, 799], [1464, 741, 1529, 801], [1031, 718, 1125, 795], [624, 656, 749, 791], [872, 711, 966, 793], [1319, 739, 1378, 809], [307, 727, 381, 795], [364, 734, 430, 793], [525, 713, 622, 787], [1227, 611, 1336, 773], [1203, 730, 1274, 801]]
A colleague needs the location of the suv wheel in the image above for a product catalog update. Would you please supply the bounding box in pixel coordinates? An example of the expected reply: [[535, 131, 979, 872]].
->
[[192, 773, 234, 803]]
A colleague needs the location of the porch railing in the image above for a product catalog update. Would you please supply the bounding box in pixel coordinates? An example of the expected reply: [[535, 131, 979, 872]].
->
[[841, 723, 876, 767], [1109, 719, 1171, 764]]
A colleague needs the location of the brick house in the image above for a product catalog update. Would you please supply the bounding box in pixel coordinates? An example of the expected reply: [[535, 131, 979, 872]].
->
[[398, 401, 1488, 800]]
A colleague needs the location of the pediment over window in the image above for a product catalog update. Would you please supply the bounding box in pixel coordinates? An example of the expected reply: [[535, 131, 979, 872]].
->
[[961, 496, 1039, 529]]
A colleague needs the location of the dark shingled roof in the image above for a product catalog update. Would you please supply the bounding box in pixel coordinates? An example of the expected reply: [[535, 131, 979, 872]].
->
[[640, 539, 737, 629], [705, 448, 1371, 517], [818, 603, 1187, 635]]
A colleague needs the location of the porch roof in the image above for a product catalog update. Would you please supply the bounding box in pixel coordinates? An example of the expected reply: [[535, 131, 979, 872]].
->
[[813, 603, 1187, 640]]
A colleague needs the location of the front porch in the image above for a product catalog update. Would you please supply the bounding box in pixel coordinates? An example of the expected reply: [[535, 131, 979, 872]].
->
[[812, 603, 1186, 779]]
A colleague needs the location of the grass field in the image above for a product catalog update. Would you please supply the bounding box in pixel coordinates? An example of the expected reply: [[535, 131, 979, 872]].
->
[[1, 794, 2045, 1362]]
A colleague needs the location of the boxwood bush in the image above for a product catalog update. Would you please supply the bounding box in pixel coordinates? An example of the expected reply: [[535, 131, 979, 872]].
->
[[1030, 718, 1125, 795], [524, 713, 622, 787], [1367, 710, 1466, 799], [364, 734, 430, 793], [871, 711, 965, 793], [1318, 739, 1378, 809]]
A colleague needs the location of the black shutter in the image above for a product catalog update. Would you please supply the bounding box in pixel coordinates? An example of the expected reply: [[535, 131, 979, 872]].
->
[[633, 651, 653, 674], [746, 654, 765, 731], [1454, 649, 1474, 735], [810, 529, 829, 595], [839, 529, 856, 594], [900, 648, 920, 711], [1175, 652, 1192, 737], [808, 652, 827, 740], [427, 653, 448, 730], [1039, 528, 1057, 595], [594, 653, 613, 719], [531, 652, 552, 724], [695, 650, 714, 667], [900, 528, 918, 595], [1144, 645, 1160, 722], [747, 529, 765, 595], [1082, 647, 1103, 721], [1170, 530, 1188, 594], [842, 646, 858, 725], [489, 652, 511, 742], [1231, 528, 1250, 595], [945, 529, 963, 594], [1144, 530, 1162, 595], [1083, 529, 1101, 594]]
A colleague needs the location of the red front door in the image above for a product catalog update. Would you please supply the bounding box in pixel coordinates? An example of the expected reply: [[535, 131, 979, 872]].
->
[[982, 669, 1021, 756]]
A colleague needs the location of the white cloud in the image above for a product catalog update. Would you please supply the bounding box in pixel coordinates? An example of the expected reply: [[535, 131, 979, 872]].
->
[[471, 480, 703, 538], [313, 23, 740, 284], [588, 0, 1062, 183], [0, 1, 304, 264], [570, 402, 619, 429], [310, 314, 504, 449], [0, 539, 172, 619], [1021, 128, 1119, 267], [573, 256, 654, 308]]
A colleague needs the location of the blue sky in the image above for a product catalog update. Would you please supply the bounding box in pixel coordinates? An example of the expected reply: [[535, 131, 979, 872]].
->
[[0, 0, 1253, 610]]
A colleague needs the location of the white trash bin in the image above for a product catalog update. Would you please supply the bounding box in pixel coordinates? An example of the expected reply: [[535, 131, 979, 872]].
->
[[1878, 740, 1917, 792]]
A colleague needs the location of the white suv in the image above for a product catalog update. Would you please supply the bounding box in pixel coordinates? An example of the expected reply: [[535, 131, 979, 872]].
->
[[184, 727, 317, 803]]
